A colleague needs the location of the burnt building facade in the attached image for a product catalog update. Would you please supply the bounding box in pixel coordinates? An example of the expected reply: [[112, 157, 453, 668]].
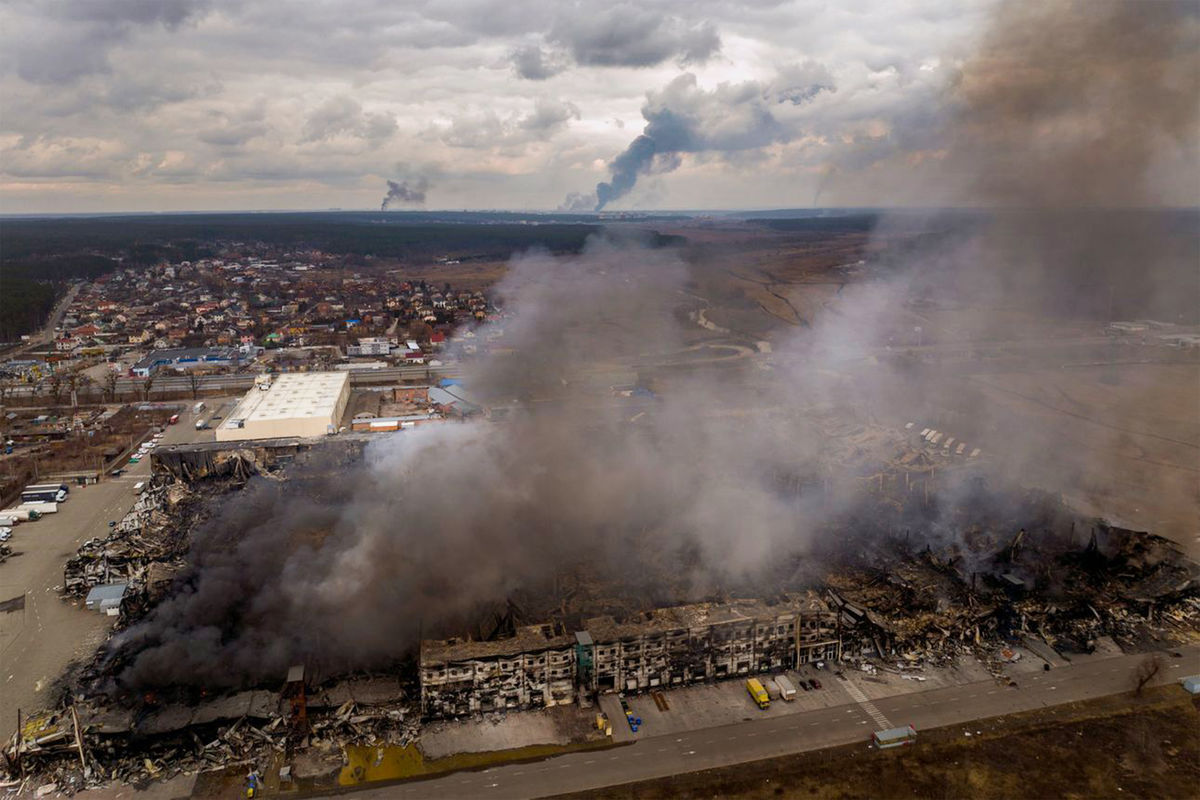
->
[[419, 592, 841, 718]]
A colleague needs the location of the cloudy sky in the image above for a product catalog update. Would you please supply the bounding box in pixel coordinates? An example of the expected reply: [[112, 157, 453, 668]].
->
[[1, 0, 1186, 213]]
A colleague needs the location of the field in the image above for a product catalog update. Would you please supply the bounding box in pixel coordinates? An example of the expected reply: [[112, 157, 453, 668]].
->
[[554, 685, 1200, 800]]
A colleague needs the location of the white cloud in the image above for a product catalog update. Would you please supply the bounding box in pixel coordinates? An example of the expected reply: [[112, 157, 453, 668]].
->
[[17, 0, 1182, 212]]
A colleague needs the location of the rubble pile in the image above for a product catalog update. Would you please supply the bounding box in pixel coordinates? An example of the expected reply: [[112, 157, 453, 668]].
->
[[2, 676, 416, 795], [60, 484, 196, 617], [826, 522, 1200, 671]]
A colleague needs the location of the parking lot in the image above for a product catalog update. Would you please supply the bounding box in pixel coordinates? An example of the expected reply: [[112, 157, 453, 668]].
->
[[0, 402, 220, 739]]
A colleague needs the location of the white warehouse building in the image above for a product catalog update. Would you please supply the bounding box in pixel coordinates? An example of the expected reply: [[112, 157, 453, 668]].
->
[[215, 372, 351, 441]]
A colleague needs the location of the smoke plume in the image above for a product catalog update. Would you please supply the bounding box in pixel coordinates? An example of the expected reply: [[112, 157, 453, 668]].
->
[[590, 68, 834, 210], [847, 0, 1200, 540], [111, 232, 860, 689], [380, 177, 429, 210], [108, 0, 1198, 691]]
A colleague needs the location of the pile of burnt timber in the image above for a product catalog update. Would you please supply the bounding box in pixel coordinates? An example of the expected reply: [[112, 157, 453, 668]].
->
[[826, 523, 1199, 673], [2, 670, 415, 794]]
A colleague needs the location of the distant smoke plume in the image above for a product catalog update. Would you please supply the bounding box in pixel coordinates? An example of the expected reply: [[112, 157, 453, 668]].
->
[[590, 68, 834, 210], [380, 177, 429, 210], [557, 191, 597, 213]]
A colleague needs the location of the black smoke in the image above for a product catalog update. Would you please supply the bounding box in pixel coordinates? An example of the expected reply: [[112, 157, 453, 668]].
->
[[590, 69, 834, 210], [380, 177, 429, 210]]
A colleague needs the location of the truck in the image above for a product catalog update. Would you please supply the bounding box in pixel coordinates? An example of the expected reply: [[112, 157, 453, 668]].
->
[[746, 678, 770, 709], [19, 501, 58, 515], [774, 675, 797, 702], [21, 483, 68, 504]]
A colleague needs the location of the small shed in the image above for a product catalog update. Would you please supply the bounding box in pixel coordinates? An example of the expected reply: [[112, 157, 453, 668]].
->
[[85, 583, 128, 615]]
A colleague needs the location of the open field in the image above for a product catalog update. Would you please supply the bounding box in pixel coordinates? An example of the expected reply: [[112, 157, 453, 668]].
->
[[554, 684, 1200, 800]]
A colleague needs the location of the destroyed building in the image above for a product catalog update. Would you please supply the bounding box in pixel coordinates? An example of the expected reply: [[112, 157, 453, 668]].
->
[[419, 592, 841, 718]]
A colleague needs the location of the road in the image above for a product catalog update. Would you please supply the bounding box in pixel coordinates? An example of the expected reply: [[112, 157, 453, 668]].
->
[[4, 364, 463, 398], [0, 409, 207, 740], [0, 283, 82, 358], [350, 645, 1200, 800]]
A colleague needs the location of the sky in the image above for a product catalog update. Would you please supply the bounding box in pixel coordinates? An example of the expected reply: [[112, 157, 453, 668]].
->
[[0, 0, 1193, 213]]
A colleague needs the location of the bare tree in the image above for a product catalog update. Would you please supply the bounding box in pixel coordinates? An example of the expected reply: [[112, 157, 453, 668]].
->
[[187, 372, 206, 400], [103, 371, 120, 402], [0, 376, 15, 407], [65, 369, 92, 411], [47, 373, 64, 407], [1133, 654, 1162, 697], [140, 373, 156, 402]]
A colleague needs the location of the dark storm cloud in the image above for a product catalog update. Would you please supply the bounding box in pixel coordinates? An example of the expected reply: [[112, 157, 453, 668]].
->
[[199, 123, 270, 147], [509, 3, 723, 80], [510, 43, 568, 80], [5, 0, 211, 84], [550, 6, 721, 68]]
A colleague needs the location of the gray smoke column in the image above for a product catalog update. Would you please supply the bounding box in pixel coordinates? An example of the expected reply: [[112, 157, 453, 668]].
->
[[893, 0, 1200, 318], [380, 177, 429, 210], [842, 0, 1200, 543], [591, 68, 833, 210], [109, 231, 852, 689]]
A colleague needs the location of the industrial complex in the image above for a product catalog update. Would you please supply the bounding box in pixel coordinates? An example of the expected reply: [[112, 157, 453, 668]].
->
[[214, 372, 351, 441]]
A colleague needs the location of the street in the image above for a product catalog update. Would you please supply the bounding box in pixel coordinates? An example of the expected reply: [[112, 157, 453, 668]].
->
[[350, 645, 1200, 800]]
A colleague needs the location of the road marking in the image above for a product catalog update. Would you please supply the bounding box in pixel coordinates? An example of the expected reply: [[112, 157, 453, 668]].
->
[[840, 679, 893, 729]]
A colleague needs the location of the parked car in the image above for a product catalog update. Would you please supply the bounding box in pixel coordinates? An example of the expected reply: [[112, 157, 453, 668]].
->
[[811, 678, 822, 690], [800, 679, 813, 691]]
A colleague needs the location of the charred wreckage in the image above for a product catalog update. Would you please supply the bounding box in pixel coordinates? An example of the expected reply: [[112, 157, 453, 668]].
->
[[3, 439, 1198, 794]]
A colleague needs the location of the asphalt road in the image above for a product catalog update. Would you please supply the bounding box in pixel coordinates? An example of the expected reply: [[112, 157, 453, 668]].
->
[[4, 364, 462, 398], [350, 645, 1200, 800], [0, 410, 206, 740]]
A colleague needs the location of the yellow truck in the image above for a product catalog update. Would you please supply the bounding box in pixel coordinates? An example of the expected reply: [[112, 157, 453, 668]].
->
[[746, 678, 770, 709]]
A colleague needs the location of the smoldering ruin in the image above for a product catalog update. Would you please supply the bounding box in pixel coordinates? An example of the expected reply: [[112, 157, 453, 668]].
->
[[5, 0, 1199, 792]]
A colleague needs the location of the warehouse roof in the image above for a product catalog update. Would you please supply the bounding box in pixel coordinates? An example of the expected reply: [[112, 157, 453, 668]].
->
[[221, 372, 349, 428]]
